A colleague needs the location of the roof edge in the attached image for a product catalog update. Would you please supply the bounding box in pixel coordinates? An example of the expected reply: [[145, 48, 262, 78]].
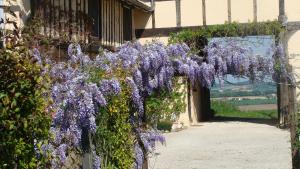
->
[[120, 0, 153, 12]]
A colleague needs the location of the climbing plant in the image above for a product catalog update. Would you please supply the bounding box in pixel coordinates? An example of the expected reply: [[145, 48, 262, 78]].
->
[[39, 39, 281, 169], [145, 77, 186, 126], [0, 47, 52, 169]]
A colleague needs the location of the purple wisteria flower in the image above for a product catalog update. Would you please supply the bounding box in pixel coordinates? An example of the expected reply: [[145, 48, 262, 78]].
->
[[68, 43, 83, 63], [99, 79, 121, 96], [42, 40, 282, 169], [118, 42, 139, 68], [126, 77, 144, 116], [133, 69, 143, 88], [134, 144, 144, 169], [93, 150, 101, 169]]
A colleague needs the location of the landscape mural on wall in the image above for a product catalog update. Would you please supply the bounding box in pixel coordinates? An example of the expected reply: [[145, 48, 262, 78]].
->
[[210, 36, 277, 111]]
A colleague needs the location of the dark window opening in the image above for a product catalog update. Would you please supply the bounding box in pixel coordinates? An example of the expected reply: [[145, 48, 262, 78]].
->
[[123, 6, 132, 42], [88, 0, 101, 38]]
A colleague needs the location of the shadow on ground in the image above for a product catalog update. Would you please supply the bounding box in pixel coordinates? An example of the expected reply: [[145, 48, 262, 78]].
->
[[211, 116, 279, 127]]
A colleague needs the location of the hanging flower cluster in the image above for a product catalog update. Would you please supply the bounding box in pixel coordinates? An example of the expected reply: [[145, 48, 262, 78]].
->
[[205, 38, 280, 85], [37, 39, 284, 169], [134, 129, 166, 169]]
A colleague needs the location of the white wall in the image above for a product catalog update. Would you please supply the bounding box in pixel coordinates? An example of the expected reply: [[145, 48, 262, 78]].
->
[[287, 31, 300, 101], [155, 1, 177, 28], [3, 0, 31, 30], [181, 0, 202, 26], [206, 0, 228, 25], [286, 0, 300, 22]]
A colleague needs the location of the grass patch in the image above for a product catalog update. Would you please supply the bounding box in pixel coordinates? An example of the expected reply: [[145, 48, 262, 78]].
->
[[211, 101, 277, 119]]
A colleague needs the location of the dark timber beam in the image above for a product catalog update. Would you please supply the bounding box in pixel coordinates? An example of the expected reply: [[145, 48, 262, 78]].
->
[[135, 22, 287, 38], [151, 0, 155, 28], [253, 0, 257, 22], [175, 0, 181, 27], [120, 0, 153, 12], [278, 0, 287, 24], [202, 0, 206, 26], [287, 21, 300, 31], [227, 0, 231, 23]]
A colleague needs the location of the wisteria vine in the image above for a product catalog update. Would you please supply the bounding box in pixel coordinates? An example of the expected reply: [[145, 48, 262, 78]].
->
[[36, 38, 288, 169]]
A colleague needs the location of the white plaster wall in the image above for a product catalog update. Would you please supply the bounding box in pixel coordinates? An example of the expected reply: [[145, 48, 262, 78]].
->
[[286, 0, 300, 22], [257, 0, 279, 22], [134, 9, 153, 29], [181, 0, 202, 26], [138, 36, 169, 45], [177, 78, 191, 127], [190, 84, 201, 124], [206, 0, 227, 25], [155, 1, 176, 28], [177, 79, 200, 126], [231, 0, 253, 23], [287, 31, 300, 101], [3, 0, 31, 30]]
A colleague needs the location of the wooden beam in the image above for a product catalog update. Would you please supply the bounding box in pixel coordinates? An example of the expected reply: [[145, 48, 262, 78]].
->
[[30, 0, 37, 17], [253, 0, 257, 22], [175, 0, 181, 27], [227, 0, 231, 23], [279, 0, 285, 16], [136, 22, 285, 38], [69, 0, 72, 40], [278, 0, 287, 23], [202, 0, 206, 26], [151, 0, 155, 28], [287, 21, 300, 31], [140, 0, 173, 1], [136, 26, 201, 38]]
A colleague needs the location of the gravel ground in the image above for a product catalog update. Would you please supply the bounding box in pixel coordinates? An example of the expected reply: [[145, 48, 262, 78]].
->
[[149, 121, 291, 169]]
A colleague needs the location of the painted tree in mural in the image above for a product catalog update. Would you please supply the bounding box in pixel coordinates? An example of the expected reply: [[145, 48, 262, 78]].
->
[[32, 37, 288, 169]]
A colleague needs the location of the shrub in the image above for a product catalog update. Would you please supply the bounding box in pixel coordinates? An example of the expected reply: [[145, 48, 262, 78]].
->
[[145, 77, 186, 126], [0, 49, 52, 168], [94, 86, 134, 168], [157, 121, 173, 132]]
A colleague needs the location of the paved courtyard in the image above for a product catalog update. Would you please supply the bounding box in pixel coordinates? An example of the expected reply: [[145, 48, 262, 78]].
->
[[149, 121, 292, 169]]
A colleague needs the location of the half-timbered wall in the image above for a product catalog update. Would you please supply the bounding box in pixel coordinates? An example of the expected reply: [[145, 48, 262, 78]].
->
[[135, 0, 300, 127], [2, 0, 31, 32], [31, 0, 132, 47], [135, 0, 283, 43], [32, 0, 91, 42]]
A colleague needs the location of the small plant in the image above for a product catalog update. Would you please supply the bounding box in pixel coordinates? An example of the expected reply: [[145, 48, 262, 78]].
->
[[157, 121, 173, 132], [145, 77, 186, 127]]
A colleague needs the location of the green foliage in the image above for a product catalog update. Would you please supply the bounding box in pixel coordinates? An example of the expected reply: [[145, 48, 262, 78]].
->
[[296, 118, 300, 150], [145, 77, 186, 126], [91, 65, 134, 169], [94, 88, 134, 169], [169, 21, 284, 46], [0, 49, 52, 168], [211, 101, 277, 119], [157, 121, 173, 132]]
